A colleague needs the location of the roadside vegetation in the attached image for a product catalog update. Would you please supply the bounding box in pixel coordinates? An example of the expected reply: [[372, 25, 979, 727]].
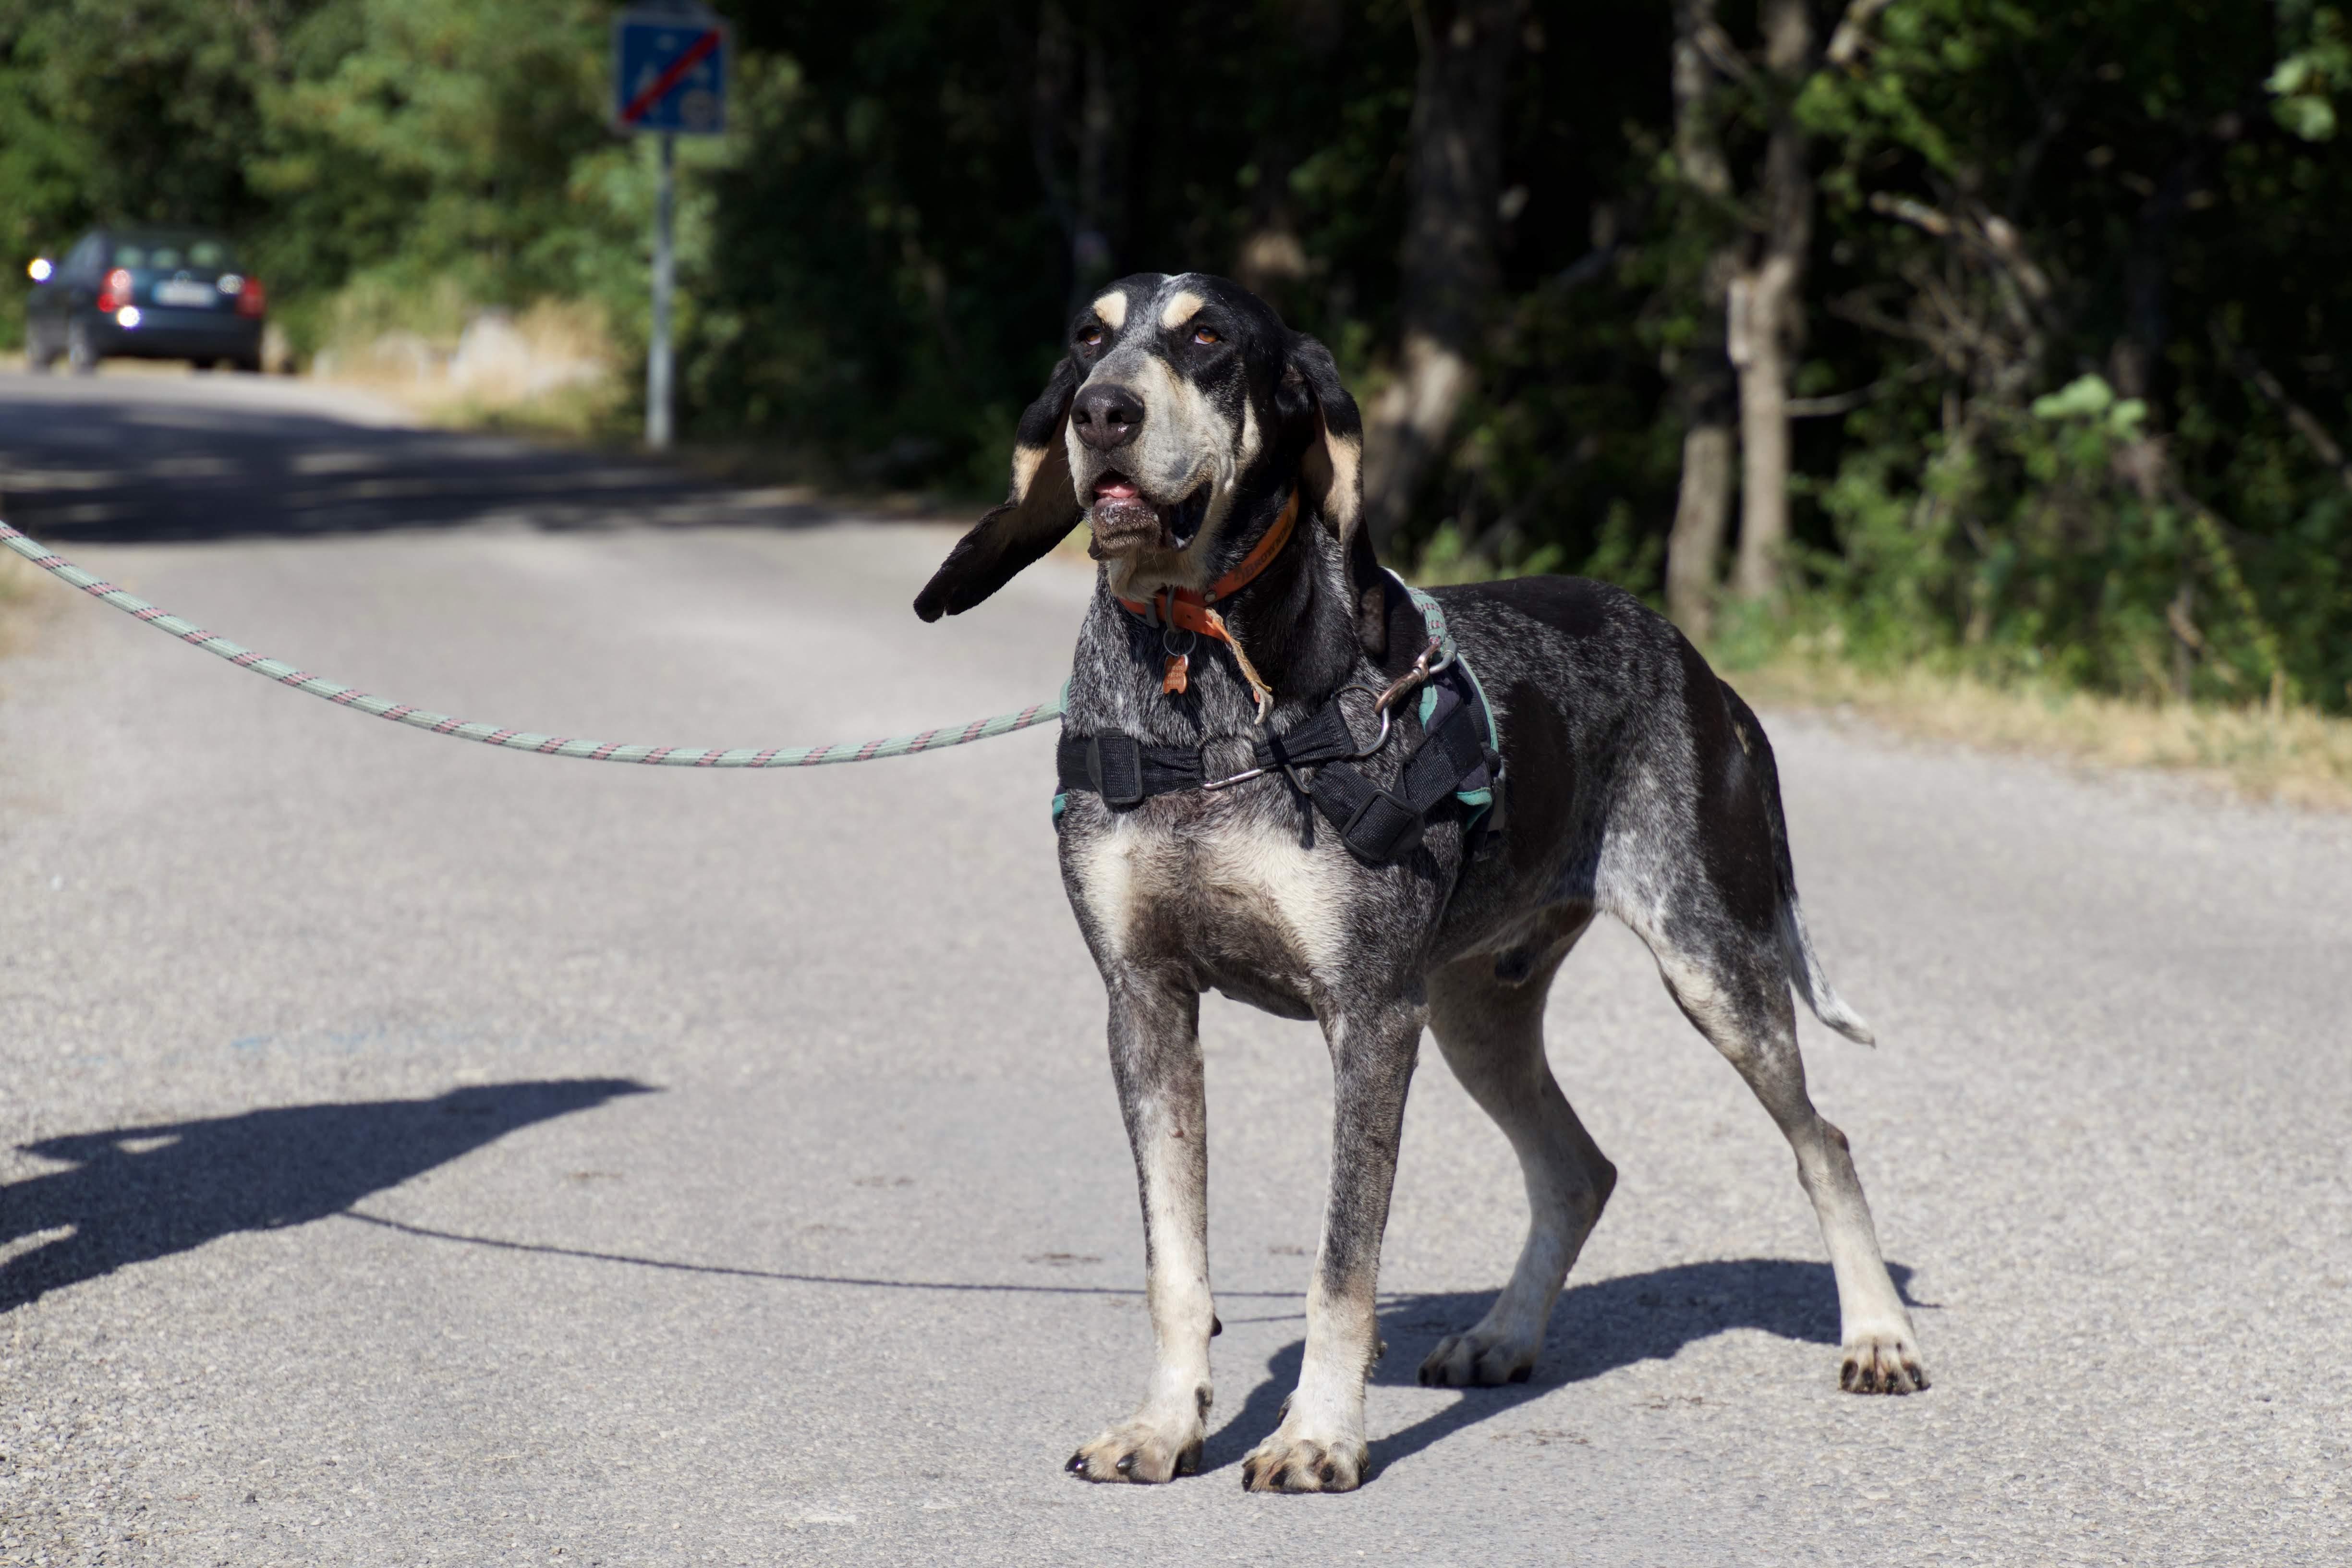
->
[[2, 2, 2349, 804], [1729, 645, 2352, 811]]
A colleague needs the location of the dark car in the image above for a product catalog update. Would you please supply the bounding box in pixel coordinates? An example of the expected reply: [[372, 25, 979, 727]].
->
[[24, 227, 267, 375]]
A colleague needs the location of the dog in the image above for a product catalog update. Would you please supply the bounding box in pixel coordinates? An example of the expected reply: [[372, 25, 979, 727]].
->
[[913, 272, 1926, 1494]]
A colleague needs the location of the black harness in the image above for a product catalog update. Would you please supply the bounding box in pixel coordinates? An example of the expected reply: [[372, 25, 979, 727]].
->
[[1055, 651, 1503, 866]]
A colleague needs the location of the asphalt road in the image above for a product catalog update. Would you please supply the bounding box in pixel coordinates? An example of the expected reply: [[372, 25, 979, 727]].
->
[[1, 370, 2345, 1566]]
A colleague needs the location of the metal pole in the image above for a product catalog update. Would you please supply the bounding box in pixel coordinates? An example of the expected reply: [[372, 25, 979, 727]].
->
[[647, 132, 676, 450]]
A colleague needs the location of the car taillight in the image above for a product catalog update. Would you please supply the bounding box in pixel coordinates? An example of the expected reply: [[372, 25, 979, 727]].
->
[[97, 268, 133, 312], [235, 276, 267, 318]]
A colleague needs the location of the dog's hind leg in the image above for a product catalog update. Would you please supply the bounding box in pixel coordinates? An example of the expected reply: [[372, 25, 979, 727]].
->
[[1633, 908, 1928, 1394], [1066, 970, 1216, 1483], [1240, 993, 1427, 1494], [1417, 906, 1617, 1387]]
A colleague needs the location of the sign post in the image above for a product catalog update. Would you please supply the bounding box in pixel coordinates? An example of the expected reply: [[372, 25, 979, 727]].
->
[[612, 4, 730, 451]]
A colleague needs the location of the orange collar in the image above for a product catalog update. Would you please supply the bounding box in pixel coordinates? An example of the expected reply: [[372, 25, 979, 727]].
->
[[1113, 490, 1298, 639]]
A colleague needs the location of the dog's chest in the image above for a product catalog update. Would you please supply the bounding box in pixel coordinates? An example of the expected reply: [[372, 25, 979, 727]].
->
[[1062, 799, 1357, 992]]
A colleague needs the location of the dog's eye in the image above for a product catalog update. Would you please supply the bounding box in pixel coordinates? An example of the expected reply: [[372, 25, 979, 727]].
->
[[1078, 326, 1104, 350], [1191, 328, 1220, 346]]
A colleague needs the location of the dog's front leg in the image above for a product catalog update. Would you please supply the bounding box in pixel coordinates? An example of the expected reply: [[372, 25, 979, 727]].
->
[[1241, 994, 1425, 1494], [1066, 968, 1214, 1483]]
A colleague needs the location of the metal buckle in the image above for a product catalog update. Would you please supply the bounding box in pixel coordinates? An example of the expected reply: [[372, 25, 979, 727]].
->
[[1200, 755, 1269, 791], [1332, 685, 1394, 761], [1372, 637, 1446, 717]]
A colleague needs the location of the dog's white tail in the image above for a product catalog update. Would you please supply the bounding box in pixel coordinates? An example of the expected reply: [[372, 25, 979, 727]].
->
[[1779, 896, 1875, 1045], [1720, 679, 1877, 1046]]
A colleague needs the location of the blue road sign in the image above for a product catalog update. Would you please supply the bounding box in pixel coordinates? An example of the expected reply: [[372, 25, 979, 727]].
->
[[612, 8, 729, 136]]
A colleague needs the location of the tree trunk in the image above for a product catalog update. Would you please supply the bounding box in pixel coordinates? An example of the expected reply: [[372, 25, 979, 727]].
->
[[1729, 0, 1816, 604], [1361, 0, 1522, 555], [1029, 3, 1120, 308], [1663, 0, 1739, 640], [1233, 2, 1344, 315]]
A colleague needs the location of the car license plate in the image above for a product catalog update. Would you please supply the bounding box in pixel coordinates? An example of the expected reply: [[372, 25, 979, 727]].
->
[[152, 279, 218, 307]]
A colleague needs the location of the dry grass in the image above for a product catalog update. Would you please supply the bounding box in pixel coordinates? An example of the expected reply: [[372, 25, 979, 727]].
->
[[307, 295, 626, 439], [1731, 653, 2352, 812]]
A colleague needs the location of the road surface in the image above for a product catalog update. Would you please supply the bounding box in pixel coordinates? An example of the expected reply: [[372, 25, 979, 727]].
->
[[1, 371, 2345, 1565]]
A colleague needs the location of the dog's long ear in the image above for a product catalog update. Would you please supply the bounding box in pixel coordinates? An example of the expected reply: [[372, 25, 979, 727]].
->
[[1285, 334, 1384, 658], [913, 356, 1083, 621]]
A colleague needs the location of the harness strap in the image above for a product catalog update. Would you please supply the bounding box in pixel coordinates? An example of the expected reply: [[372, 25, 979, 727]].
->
[[1061, 572, 1506, 864], [1052, 697, 1375, 810], [1055, 732, 1202, 806], [1306, 696, 1489, 863], [1398, 573, 1506, 836], [1054, 672, 1497, 864]]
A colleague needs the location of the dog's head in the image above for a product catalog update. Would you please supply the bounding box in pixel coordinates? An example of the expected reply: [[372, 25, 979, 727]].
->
[[913, 273, 1372, 643]]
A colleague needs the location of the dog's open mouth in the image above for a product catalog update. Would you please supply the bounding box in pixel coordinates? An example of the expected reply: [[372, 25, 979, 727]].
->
[[1089, 473, 1210, 553]]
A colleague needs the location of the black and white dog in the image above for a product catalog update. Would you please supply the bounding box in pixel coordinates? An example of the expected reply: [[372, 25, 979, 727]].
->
[[915, 272, 1925, 1494]]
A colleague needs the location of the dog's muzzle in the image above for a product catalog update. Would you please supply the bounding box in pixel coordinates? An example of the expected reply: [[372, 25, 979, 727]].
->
[[1088, 478, 1210, 554]]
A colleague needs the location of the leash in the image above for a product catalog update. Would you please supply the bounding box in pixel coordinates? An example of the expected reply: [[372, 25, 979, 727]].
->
[[0, 520, 1063, 767]]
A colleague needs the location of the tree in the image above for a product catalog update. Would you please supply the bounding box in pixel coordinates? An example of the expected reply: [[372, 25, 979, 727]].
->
[[1724, 0, 1818, 604], [1661, 0, 1741, 637], [1361, 0, 1525, 554]]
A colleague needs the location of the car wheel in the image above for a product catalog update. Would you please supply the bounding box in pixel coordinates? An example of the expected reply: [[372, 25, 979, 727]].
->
[[234, 355, 263, 375], [192, 359, 216, 374], [66, 321, 98, 376]]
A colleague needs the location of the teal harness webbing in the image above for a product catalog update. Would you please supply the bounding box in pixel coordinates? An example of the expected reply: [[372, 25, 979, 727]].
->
[[1396, 576, 1501, 823]]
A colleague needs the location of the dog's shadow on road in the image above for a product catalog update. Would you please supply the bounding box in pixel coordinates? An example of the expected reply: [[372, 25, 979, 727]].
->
[[0, 1079, 649, 1314], [1203, 1257, 1917, 1479]]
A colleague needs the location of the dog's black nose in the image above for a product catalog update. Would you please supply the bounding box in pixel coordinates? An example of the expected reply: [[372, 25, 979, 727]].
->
[[1072, 383, 1145, 451]]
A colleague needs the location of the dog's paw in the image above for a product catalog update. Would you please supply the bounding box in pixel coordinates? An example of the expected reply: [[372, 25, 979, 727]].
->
[[1417, 1326, 1539, 1388], [1839, 1330, 1929, 1395], [1239, 1430, 1369, 1494], [1064, 1416, 1203, 1484]]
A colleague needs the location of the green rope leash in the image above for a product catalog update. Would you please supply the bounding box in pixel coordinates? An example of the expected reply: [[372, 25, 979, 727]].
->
[[0, 520, 1064, 768]]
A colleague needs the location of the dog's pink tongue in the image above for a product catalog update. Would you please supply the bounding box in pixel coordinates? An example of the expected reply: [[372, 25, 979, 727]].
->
[[1090, 476, 1156, 547]]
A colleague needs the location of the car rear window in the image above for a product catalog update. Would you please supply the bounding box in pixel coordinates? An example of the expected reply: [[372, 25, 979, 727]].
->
[[111, 237, 237, 271]]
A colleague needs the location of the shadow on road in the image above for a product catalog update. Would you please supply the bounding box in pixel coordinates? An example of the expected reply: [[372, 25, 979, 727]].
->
[[0, 375, 836, 541], [1203, 1257, 1919, 1480], [0, 1079, 650, 1313], [338, 1206, 1912, 1481], [333, 1209, 1324, 1301]]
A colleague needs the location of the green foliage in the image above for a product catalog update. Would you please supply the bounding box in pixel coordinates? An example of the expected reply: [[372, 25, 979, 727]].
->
[[1768, 0, 2352, 710], [680, 2, 1435, 487], [0, 0, 693, 364], [0, 0, 317, 345], [2270, 3, 2350, 140], [253, 0, 633, 333]]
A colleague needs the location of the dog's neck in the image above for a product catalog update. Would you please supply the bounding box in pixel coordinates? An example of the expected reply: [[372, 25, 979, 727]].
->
[[1205, 489, 1364, 700], [1069, 485, 1370, 747]]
